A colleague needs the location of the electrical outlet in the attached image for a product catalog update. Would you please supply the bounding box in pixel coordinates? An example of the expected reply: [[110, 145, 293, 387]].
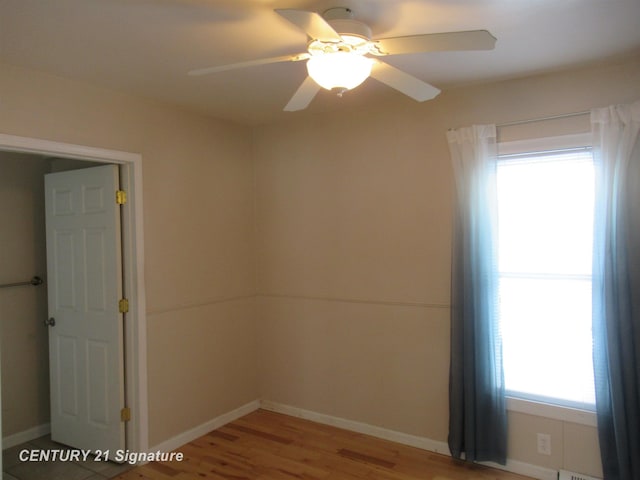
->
[[537, 433, 552, 455]]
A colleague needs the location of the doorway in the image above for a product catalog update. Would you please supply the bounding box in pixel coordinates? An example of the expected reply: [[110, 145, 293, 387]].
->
[[0, 133, 148, 471]]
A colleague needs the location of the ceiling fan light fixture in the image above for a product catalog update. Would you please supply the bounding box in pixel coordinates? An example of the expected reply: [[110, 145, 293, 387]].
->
[[307, 52, 372, 91], [189, 7, 496, 112]]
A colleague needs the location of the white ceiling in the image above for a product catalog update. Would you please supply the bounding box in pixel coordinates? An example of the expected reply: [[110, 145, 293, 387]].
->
[[1, 0, 640, 125]]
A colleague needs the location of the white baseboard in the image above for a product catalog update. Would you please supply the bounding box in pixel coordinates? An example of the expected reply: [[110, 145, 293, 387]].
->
[[260, 400, 557, 480], [260, 400, 451, 454], [3, 423, 51, 449], [149, 399, 260, 453]]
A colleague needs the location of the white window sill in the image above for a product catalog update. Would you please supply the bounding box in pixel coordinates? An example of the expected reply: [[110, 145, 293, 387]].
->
[[506, 396, 597, 427]]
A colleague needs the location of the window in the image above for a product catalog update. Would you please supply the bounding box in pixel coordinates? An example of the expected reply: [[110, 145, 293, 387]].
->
[[497, 137, 596, 410]]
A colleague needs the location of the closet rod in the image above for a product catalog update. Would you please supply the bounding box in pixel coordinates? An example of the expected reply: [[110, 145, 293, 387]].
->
[[497, 110, 590, 128], [0, 276, 44, 289]]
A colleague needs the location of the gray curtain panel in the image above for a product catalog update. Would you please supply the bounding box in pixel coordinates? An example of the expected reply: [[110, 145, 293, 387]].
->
[[591, 101, 640, 480], [446, 125, 507, 464]]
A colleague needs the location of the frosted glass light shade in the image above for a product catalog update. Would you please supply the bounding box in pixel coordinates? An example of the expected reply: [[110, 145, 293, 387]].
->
[[307, 52, 372, 91]]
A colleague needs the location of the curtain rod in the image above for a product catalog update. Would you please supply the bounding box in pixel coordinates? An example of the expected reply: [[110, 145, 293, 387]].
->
[[0, 276, 44, 289], [497, 110, 590, 128]]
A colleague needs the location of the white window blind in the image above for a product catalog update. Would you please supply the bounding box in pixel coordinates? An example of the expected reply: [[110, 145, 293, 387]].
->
[[497, 146, 596, 410]]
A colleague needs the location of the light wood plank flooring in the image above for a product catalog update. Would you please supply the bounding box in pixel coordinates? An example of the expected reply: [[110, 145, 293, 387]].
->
[[113, 409, 534, 480]]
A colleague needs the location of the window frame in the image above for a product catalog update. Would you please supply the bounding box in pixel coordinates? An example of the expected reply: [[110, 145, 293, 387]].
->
[[497, 132, 597, 426]]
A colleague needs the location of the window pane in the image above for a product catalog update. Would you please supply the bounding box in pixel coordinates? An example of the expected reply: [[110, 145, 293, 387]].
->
[[499, 276, 595, 407], [497, 152, 594, 275]]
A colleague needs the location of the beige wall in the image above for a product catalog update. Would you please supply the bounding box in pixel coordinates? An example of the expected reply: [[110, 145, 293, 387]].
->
[[0, 63, 258, 447], [0, 152, 50, 437], [254, 55, 640, 478]]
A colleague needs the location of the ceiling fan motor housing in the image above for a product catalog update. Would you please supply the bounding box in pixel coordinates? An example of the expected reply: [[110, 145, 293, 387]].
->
[[327, 19, 372, 42], [323, 7, 372, 43]]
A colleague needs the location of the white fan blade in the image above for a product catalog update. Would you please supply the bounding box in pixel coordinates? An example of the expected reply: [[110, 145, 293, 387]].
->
[[275, 9, 342, 42], [284, 76, 321, 111], [375, 30, 496, 55], [370, 60, 440, 102], [189, 53, 309, 76]]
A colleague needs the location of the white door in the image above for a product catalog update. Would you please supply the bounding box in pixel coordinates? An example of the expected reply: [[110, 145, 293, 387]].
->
[[44, 164, 125, 455]]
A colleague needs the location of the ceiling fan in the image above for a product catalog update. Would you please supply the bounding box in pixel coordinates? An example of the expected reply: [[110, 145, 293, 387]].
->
[[189, 7, 496, 111]]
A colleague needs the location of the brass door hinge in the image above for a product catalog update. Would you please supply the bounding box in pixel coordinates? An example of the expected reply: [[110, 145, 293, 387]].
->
[[116, 190, 127, 205], [121, 407, 131, 422], [119, 298, 129, 313]]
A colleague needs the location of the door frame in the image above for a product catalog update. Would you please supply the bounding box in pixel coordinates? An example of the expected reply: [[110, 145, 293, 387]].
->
[[0, 132, 148, 455]]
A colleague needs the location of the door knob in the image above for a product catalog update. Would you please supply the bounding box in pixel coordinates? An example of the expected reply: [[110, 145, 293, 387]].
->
[[44, 317, 56, 327]]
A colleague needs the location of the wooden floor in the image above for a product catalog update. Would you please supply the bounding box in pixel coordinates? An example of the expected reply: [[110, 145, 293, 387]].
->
[[113, 409, 533, 480]]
